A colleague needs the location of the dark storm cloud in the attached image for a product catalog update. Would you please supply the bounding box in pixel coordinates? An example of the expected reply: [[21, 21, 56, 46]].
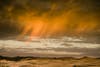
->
[[0, 0, 100, 14], [0, 0, 100, 37]]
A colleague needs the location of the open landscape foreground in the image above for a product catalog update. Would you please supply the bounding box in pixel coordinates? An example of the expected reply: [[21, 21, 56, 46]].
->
[[0, 56, 100, 67]]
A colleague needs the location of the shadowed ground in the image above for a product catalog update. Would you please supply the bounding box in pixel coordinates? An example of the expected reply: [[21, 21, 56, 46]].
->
[[0, 56, 100, 67]]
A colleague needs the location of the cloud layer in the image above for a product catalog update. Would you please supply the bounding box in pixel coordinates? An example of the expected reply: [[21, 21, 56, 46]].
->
[[0, 36, 100, 57]]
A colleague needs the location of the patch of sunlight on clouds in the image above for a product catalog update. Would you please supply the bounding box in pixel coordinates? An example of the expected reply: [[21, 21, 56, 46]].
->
[[27, 50, 81, 55], [0, 36, 99, 49], [67, 42, 100, 48]]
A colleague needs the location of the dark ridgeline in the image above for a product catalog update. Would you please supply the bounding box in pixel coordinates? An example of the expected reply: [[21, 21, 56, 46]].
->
[[0, 55, 99, 61]]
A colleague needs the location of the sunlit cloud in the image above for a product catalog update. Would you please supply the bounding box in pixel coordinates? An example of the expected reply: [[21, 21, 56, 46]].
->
[[0, 36, 100, 57]]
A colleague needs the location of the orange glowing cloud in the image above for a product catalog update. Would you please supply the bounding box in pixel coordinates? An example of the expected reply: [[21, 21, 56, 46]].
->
[[74, 16, 97, 35], [16, 5, 98, 41], [16, 9, 69, 40]]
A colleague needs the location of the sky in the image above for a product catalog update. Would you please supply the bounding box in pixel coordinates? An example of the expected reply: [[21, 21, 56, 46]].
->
[[0, 0, 100, 57]]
